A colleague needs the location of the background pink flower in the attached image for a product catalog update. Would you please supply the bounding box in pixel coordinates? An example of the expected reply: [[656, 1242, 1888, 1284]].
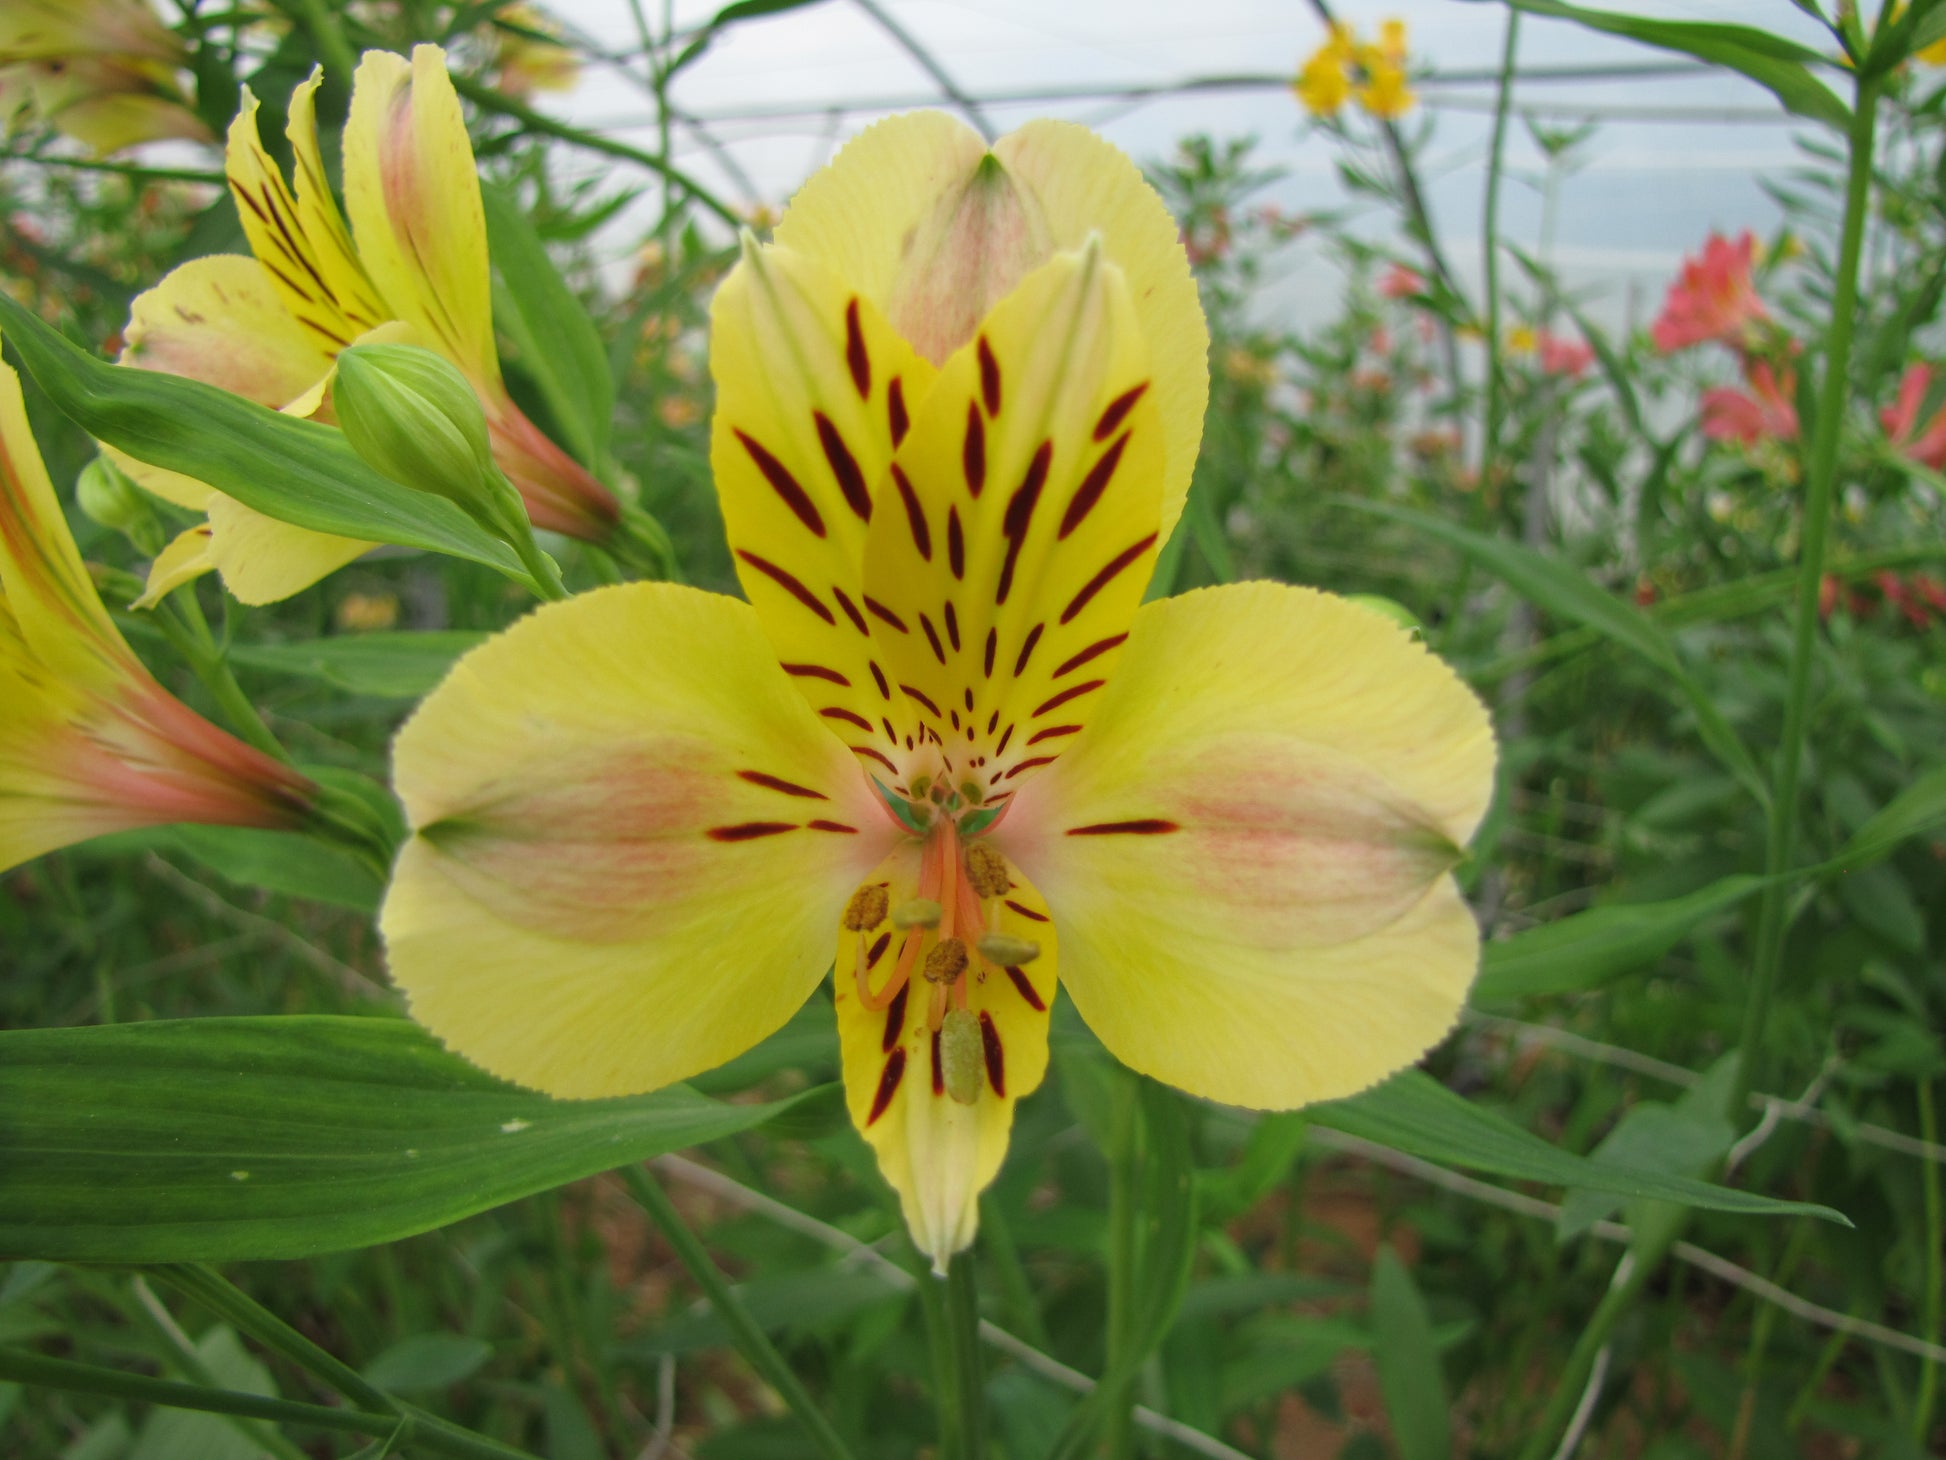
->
[[1700, 358, 1797, 444], [1881, 363, 1946, 470], [1537, 330, 1595, 379], [1378, 262, 1425, 299], [1652, 230, 1768, 353]]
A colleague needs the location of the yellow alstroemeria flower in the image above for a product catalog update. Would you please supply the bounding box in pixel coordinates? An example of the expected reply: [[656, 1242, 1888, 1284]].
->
[[491, 4, 579, 98], [0, 0, 209, 152], [0, 354, 315, 872], [115, 45, 620, 607], [379, 113, 1495, 1270]]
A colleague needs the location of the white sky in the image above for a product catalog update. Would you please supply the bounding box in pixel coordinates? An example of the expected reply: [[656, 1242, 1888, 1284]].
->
[[533, 0, 1839, 327]]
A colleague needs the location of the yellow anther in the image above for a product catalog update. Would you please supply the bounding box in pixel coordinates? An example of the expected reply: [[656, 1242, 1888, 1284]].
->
[[892, 898, 943, 930], [842, 884, 889, 931], [923, 937, 969, 984], [964, 842, 1010, 898], [939, 1008, 984, 1105], [977, 933, 1040, 966]]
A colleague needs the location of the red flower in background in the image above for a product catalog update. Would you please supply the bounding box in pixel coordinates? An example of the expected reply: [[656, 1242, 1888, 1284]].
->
[[1537, 330, 1594, 379], [1652, 231, 1767, 353], [1378, 263, 1425, 299], [1700, 359, 1797, 445], [1881, 363, 1946, 471]]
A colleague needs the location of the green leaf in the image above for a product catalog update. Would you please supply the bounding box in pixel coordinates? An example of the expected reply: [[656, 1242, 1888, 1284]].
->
[[1493, 0, 1852, 130], [85, 821, 383, 912], [225, 631, 486, 699], [1474, 874, 1773, 1001], [360, 1335, 493, 1392], [0, 296, 530, 584], [129, 1326, 276, 1460], [1334, 497, 1767, 805], [0, 1017, 825, 1263], [1831, 764, 1946, 871], [1369, 1247, 1451, 1460], [1558, 1056, 1739, 1240], [627, 1269, 903, 1356], [1313, 1070, 1846, 1224], [482, 184, 613, 468]]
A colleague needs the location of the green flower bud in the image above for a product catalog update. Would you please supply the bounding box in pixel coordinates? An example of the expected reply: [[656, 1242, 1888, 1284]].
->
[[76, 455, 159, 549], [334, 344, 510, 521]]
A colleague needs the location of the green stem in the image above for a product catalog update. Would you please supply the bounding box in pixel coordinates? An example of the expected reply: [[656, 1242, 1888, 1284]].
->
[[943, 1253, 987, 1460], [452, 76, 742, 230], [1737, 73, 1881, 1110], [1481, 10, 1520, 485], [912, 1254, 962, 1460], [1101, 1087, 1139, 1460], [1513, 1240, 1666, 1460], [7, 151, 225, 185], [1915, 1077, 1942, 1442], [291, 0, 358, 87], [619, 1167, 860, 1460], [510, 527, 570, 602], [156, 590, 289, 763]]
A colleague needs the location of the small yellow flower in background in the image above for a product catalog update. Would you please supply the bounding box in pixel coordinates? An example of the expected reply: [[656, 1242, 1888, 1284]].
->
[[1922, 35, 1946, 65], [379, 111, 1495, 1271], [1506, 324, 1537, 355], [1294, 17, 1414, 121], [114, 46, 621, 609], [0, 0, 209, 153], [491, 4, 579, 99], [0, 352, 314, 873], [335, 592, 401, 633]]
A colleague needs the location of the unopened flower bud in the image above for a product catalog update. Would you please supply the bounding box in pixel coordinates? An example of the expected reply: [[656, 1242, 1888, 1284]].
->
[[977, 933, 1040, 967], [76, 455, 159, 549], [892, 898, 943, 930], [939, 1008, 984, 1105], [923, 937, 969, 984], [334, 344, 511, 523]]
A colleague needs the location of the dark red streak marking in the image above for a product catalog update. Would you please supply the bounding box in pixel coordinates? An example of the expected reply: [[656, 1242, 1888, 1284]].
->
[[1004, 899, 1049, 923], [888, 377, 909, 445], [1027, 723, 1082, 745], [1032, 679, 1105, 717], [1058, 431, 1130, 540], [986, 710, 999, 734], [1093, 381, 1149, 441], [947, 506, 965, 580], [930, 1031, 944, 1095], [854, 745, 899, 773], [979, 1012, 1006, 1096], [1061, 533, 1158, 625], [982, 628, 997, 678], [782, 662, 849, 686], [807, 819, 858, 833], [1053, 633, 1128, 678], [920, 613, 946, 664], [1013, 623, 1044, 676], [977, 334, 1002, 415], [707, 821, 797, 841], [735, 430, 825, 537], [994, 724, 1014, 756], [1067, 819, 1181, 835], [814, 412, 872, 522], [869, 660, 891, 699], [881, 981, 907, 1051], [1003, 755, 1056, 779], [1004, 965, 1046, 1011], [950, 709, 961, 730], [963, 686, 975, 712], [831, 586, 869, 634], [821, 707, 874, 731], [864, 596, 908, 633], [892, 465, 930, 560], [883, 716, 898, 742], [996, 441, 1052, 605], [963, 403, 986, 496], [944, 601, 961, 652], [900, 684, 943, 717], [844, 298, 871, 398], [737, 769, 828, 799], [736, 550, 833, 624], [868, 1048, 906, 1124], [868, 931, 892, 968]]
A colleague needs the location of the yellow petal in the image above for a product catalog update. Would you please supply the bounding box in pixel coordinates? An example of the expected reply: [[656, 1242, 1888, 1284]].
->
[[226, 79, 386, 353], [860, 243, 1163, 801], [997, 583, 1496, 1110], [133, 523, 216, 608], [382, 583, 900, 1098], [708, 238, 938, 781], [202, 493, 372, 606], [775, 112, 1207, 543], [343, 46, 499, 385], [834, 841, 1055, 1271], [121, 253, 337, 408]]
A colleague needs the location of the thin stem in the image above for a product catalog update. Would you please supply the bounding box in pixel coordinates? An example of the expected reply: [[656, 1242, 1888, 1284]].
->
[[7, 151, 225, 185], [619, 1166, 860, 1460], [1101, 1086, 1139, 1460], [452, 75, 742, 229], [944, 1254, 988, 1460], [1514, 1242, 1664, 1460], [1737, 73, 1881, 1110], [291, 0, 358, 87], [1915, 1077, 1942, 1441], [1481, 10, 1520, 485], [913, 1254, 963, 1460], [158, 590, 289, 763]]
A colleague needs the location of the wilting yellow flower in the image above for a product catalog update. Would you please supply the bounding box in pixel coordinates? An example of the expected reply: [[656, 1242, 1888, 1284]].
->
[[379, 113, 1494, 1269], [115, 46, 620, 607], [0, 0, 208, 152], [0, 353, 314, 873], [491, 4, 579, 98]]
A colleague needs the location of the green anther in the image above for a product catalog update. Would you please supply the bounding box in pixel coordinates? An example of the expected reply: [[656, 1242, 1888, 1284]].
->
[[892, 898, 943, 930], [977, 933, 1040, 966], [939, 1008, 984, 1105]]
